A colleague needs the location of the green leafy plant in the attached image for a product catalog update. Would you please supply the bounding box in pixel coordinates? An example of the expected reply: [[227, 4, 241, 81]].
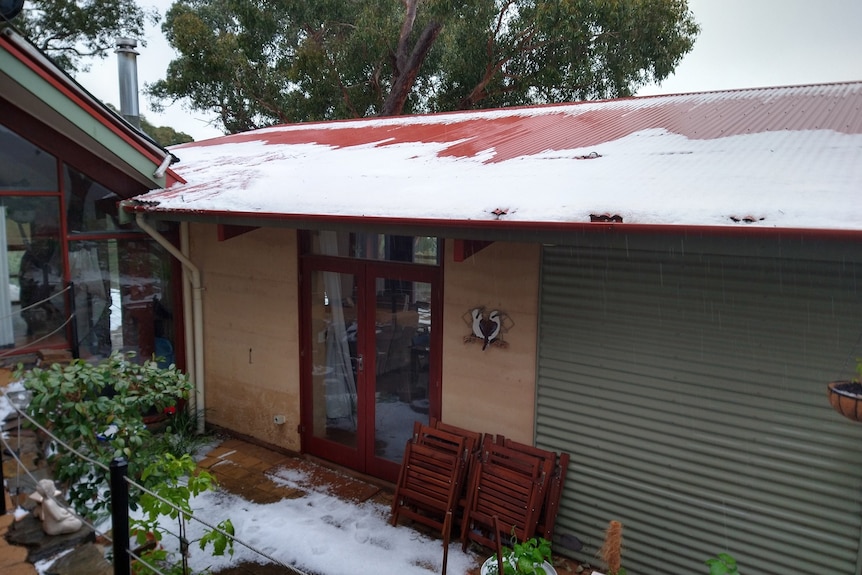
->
[[156, 407, 215, 457], [131, 453, 234, 575], [705, 553, 739, 575], [485, 535, 553, 575], [17, 352, 233, 574], [17, 351, 192, 515]]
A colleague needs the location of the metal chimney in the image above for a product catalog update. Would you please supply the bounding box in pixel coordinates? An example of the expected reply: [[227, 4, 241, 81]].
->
[[115, 37, 141, 129]]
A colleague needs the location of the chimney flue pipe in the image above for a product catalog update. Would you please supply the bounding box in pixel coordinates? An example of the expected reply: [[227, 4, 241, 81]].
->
[[115, 37, 141, 129]]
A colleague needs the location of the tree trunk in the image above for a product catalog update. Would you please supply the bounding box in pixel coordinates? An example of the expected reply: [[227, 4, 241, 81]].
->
[[380, 19, 443, 117]]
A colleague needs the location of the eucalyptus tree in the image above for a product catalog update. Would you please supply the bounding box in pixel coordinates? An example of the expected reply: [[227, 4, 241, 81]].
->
[[10, 0, 157, 72], [149, 0, 699, 133]]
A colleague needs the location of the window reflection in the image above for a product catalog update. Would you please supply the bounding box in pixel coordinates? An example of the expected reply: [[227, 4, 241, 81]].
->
[[309, 231, 439, 265], [0, 122, 178, 360], [0, 124, 58, 192], [64, 165, 127, 233], [70, 239, 175, 363], [4, 197, 65, 342]]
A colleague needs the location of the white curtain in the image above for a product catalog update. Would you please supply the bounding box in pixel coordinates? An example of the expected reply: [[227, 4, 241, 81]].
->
[[0, 207, 12, 347], [69, 245, 109, 353], [320, 231, 356, 423]]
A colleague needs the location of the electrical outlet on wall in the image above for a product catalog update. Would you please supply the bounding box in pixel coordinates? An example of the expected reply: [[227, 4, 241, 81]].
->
[[273, 415, 286, 425]]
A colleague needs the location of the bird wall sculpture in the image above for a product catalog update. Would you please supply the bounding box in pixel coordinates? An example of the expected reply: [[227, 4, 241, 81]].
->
[[463, 307, 512, 350]]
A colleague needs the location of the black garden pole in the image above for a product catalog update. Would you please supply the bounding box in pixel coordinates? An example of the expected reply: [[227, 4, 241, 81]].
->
[[110, 457, 131, 575]]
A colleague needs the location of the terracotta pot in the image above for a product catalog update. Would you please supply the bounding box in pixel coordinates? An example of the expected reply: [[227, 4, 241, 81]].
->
[[827, 381, 862, 422]]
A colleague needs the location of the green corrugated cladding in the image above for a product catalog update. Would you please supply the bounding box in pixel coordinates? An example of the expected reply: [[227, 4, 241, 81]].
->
[[537, 237, 862, 575], [0, 48, 166, 189]]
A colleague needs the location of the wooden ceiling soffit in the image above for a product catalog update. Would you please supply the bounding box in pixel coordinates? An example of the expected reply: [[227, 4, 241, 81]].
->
[[453, 239, 494, 262]]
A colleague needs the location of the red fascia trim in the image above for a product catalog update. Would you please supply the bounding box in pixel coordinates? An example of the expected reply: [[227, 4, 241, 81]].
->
[[1, 35, 183, 187], [121, 205, 862, 242]]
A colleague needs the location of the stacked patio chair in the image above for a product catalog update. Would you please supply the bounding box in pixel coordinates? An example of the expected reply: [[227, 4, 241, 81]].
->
[[390, 422, 476, 573], [494, 436, 570, 541], [460, 434, 554, 552], [428, 417, 485, 532]]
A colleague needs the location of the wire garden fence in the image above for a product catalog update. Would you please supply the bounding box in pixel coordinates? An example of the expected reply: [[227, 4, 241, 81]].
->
[[0, 390, 310, 575]]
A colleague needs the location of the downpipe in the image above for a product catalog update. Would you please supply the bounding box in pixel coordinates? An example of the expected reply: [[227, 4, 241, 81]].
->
[[135, 213, 206, 434]]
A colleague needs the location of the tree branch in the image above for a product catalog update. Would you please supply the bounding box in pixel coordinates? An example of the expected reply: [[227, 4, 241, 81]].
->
[[393, 0, 420, 79], [380, 18, 443, 116], [459, 20, 546, 109]]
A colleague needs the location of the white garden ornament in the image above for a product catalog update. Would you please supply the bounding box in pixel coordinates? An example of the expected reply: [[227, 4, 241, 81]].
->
[[28, 479, 83, 535]]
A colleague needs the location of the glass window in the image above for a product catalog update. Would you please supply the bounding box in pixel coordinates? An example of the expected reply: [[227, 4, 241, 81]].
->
[[69, 238, 175, 362], [0, 196, 65, 347], [309, 231, 439, 265], [64, 164, 130, 233], [0, 124, 58, 192]]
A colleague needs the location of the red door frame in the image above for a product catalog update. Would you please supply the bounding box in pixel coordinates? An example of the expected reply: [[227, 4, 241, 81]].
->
[[298, 251, 443, 482]]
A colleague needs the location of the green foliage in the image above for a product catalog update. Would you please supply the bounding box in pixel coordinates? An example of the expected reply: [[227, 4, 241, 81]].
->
[[148, 0, 700, 132], [486, 535, 553, 575], [104, 103, 195, 147], [199, 518, 235, 557], [131, 454, 233, 574], [12, 0, 158, 73], [705, 553, 739, 575], [17, 351, 192, 515], [139, 116, 195, 147], [18, 352, 232, 574]]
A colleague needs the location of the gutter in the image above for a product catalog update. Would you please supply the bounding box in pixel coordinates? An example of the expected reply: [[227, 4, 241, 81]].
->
[[134, 213, 206, 434], [120, 204, 862, 243]]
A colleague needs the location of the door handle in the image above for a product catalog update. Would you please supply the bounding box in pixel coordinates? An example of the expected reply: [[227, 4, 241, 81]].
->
[[355, 354, 364, 372]]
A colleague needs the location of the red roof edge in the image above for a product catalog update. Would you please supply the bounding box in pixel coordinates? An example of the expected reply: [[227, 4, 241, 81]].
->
[[122, 205, 862, 241]]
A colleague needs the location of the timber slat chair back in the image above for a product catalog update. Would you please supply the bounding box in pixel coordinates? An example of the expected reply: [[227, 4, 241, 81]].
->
[[390, 422, 473, 541], [460, 434, 552, 552], [429, 417, 484, 533], [496, 435, 571, 541]]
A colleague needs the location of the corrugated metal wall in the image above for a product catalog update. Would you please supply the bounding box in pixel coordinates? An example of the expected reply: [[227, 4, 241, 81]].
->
[[537, 240, 862, 575]]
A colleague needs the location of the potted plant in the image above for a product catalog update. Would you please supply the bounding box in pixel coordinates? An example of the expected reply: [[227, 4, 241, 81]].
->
[[480, 535, 557, 575], [705, 552, 739, 575], [827, 358, 862, 422]]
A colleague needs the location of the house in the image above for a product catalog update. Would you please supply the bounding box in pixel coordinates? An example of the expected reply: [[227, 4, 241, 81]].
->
[[0, 25, 186, 367], [125, 81, 862, 574]]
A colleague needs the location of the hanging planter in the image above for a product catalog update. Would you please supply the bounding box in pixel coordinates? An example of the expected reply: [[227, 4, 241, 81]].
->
[[827, 359, 862, 422], [827, 381, 862, 422]]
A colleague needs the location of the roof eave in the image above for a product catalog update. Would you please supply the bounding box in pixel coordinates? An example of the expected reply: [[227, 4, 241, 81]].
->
[[121, 203, 862, 242]]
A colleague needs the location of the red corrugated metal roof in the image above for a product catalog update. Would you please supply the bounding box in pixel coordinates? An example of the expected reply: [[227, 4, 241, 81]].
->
[[130, 81, 862, 236], [177, 82, 862, 162]]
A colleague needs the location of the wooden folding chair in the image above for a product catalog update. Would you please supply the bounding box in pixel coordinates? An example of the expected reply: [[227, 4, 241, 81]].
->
[[460, 435, 552, 552], [390, 423, 470, 546], [496, 436, 570, 541], [429, 417, 484, 534]]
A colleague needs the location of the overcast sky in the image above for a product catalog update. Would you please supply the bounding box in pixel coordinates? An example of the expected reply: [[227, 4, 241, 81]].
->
[[76, 0, 862, 142]]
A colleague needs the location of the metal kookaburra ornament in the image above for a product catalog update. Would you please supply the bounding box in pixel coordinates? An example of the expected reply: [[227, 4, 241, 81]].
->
[[463, 307, 513, 350]]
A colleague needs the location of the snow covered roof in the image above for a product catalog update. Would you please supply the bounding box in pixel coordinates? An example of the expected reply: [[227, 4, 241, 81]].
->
[[127, 81, 862, 236]]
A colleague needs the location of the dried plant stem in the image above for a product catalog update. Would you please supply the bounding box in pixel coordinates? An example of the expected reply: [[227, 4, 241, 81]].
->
[[599, 520, 623, 574]]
